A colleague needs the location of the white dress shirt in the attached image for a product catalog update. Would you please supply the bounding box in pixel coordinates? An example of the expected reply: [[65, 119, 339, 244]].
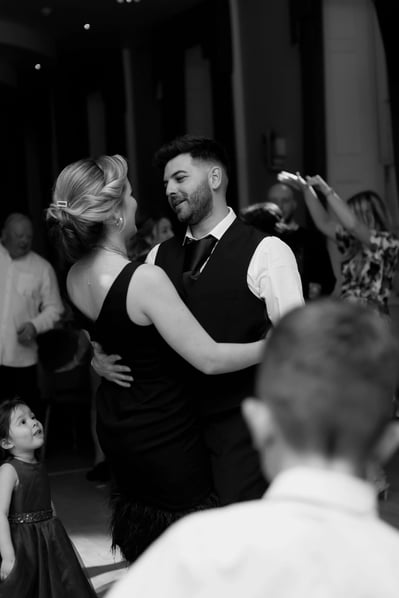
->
[[146, 209, 304, 324], [0, 244, 63, 367], [107, 467, 399, 598]]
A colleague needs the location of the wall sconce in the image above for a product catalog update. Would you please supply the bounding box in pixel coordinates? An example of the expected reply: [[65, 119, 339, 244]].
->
[[262, 129, 287, 172]]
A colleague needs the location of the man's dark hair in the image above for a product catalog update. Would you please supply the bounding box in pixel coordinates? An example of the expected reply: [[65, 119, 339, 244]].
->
[[256, 299, 398, 462], [154, 135, 230, 174]]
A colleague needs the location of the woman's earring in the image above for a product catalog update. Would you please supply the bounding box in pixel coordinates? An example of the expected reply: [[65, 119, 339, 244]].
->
[[115, 216, 124, 229]]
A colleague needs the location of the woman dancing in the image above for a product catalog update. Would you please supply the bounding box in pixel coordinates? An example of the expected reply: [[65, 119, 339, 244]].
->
[[278, 171, 399, 315], [46, 155, 264, 562]]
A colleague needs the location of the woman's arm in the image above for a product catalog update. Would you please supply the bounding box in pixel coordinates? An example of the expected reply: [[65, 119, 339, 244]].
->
[[129, 265, 265, 375], [307, 175, 372, 245], [0, 464, 17, 581], [278, 171, 336, 240]]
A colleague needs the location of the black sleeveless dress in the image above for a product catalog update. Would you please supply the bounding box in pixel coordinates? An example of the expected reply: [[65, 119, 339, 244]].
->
[[89, 262, 216, 561], [0, 458, 96, 598]]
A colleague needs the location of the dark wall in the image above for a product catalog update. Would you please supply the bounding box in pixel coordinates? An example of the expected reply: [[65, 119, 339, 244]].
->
[[374, 1, 399, 201], [0, 0, 237, 239], [131, 0, 237, 216]]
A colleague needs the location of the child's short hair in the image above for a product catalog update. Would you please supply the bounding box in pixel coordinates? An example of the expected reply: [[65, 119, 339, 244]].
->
[[256, 299, 399, 462], [0, 398, 27, 462]]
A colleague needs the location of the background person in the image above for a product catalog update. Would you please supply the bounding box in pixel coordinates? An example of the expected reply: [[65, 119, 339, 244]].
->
[[127, 216, 174, 262], [268, 181, 336, 299], [239, 201, 283, 236], [107, 299, 399, 598], [279, 172, 399, 315], [0, 213, 63, 413]]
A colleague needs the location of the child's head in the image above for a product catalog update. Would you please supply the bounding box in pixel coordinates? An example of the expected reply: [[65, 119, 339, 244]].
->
[[243, 299, 399, 480], [240, 202, 283, 235], [0, 399, 44, 461]]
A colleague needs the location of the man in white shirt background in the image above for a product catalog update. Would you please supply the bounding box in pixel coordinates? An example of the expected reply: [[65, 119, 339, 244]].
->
[[0, 213, 63, 413], [93, 135, 304, 504], [108, 299, 399, 598]]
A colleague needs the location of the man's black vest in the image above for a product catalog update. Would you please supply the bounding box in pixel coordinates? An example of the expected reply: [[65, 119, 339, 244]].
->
[[156, 218, 271, 415]]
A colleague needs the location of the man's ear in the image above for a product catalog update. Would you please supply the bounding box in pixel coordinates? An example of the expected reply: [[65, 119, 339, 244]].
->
[[242, 397, 275, 451], [209, 166, 222, 190], [373, 421, 399, 465]]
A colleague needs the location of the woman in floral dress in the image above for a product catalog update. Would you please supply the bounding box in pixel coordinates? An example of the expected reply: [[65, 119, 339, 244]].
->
[[278, 172, 399, 316]]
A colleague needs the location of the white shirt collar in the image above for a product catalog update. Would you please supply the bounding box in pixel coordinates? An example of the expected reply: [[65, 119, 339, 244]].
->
[[266, 466, 378, 517], [184, 207, 236, 243]]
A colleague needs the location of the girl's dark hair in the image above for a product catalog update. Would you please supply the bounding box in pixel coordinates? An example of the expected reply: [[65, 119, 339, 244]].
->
[[0, 398, 27, 462]]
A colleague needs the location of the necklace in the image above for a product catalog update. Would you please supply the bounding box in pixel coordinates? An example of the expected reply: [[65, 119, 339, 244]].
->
[[95, 244, 128, 258]]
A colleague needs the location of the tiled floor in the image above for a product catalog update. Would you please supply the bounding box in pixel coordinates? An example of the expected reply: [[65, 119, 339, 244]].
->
[[48, 452, 127, 597]]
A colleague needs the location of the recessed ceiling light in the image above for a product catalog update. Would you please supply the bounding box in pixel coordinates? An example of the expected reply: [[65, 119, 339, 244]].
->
[[34, 63, 42, 70], [83, 23, 91, 30], [40, 6, 53, 16]]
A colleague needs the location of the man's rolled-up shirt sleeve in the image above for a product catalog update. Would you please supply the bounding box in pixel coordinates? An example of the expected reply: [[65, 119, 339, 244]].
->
[[30, 263, 64, 333], [247, 236, 304, 325]]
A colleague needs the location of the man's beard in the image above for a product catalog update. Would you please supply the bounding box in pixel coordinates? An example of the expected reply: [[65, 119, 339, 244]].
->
[[178, 180, 213, 225]]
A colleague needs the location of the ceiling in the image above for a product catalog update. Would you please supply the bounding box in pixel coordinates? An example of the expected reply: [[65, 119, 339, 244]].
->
[[0, 0, 206, 38], [0, 0, 208, 75]]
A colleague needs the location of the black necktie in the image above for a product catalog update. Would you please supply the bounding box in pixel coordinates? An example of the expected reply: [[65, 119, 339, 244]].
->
[[183, 235, 217, 281]]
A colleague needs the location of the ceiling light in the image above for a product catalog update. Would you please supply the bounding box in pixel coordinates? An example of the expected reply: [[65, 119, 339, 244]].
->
[[34, 63, 42, 70], [83, 23, 91, 30]]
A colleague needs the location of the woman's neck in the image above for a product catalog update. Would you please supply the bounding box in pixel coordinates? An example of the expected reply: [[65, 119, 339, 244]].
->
[[95, 235, 128, 258]]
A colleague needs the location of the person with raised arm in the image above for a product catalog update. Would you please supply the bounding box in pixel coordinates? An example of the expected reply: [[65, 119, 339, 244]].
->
[[278, 171, 399, 316]]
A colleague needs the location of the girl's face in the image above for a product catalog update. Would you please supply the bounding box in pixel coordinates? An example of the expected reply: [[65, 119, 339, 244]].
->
[[3, 404, 44, 456]]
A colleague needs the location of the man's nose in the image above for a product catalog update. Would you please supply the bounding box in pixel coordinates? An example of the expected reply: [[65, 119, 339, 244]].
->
[[165, 180, 177, 197]]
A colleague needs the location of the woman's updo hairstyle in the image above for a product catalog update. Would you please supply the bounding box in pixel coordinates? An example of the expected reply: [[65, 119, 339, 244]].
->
[[46, 154, 128, 264]]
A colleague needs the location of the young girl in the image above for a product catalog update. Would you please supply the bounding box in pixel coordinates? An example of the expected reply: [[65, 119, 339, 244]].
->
[[0, 398, 96, 597]]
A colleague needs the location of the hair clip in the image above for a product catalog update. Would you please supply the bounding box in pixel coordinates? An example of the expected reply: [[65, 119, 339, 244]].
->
[[56, 200, 68, 208]]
